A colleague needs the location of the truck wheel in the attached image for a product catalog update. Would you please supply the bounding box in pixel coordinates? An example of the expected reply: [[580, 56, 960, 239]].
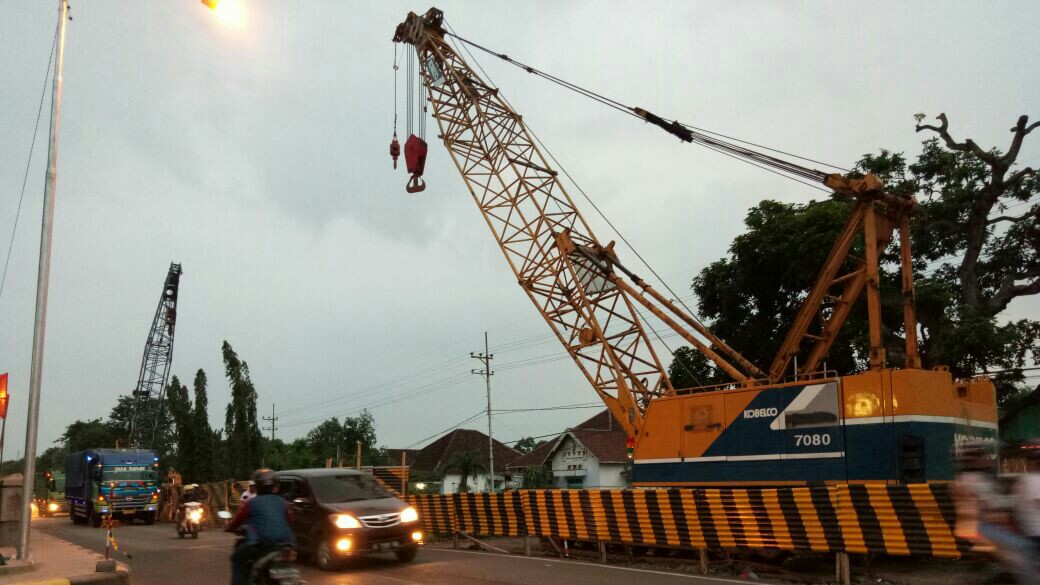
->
[[143, 511, 156, 526], [89, 510, 103, 528]]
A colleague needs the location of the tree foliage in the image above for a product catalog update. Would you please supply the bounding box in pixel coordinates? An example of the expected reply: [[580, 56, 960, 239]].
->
[[223, 341, 264, 479], [443, 450, 486, 493], [513, 437, 544, 455], [521, 464, 553, 489], [303, 411, 379, 467], [59, 418, 121, 453], [675, 114, 1039, 404]]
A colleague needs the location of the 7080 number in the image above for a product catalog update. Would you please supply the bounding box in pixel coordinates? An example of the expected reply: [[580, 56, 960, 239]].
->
[[794, 433, 831, 447]]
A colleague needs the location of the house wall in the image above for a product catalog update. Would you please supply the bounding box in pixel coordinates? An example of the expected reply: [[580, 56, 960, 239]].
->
[[1002, 403, 1040, 443], [441, 472, 509, 494], [551, 437, 591, 489]]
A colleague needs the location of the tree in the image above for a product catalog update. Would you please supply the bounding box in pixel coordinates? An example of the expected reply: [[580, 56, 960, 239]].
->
[[108, 394, 175, 454], [442, 450, 486, 493], [189, 369, 218, 482], [677, 114, 1039, 404], [513, 437, 545, 455], [304, 411, 378, 467], [59, 419, 121, 453], [222, 341, 263, 479], [263, 438, 317, 471], [668, 346, 725, 390], [521, 464, 552, 489], [165, 376, 195, 478]]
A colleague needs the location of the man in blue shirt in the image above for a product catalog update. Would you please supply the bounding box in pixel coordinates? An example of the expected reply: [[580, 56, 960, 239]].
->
[[226, 469, 295, 585]]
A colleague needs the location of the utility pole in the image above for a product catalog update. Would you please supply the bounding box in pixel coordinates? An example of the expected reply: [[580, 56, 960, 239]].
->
[[262, 403, 278, 441], [18, 0, 68, 561], [471, 332, 494, 493], [260, 403, 277, 467]]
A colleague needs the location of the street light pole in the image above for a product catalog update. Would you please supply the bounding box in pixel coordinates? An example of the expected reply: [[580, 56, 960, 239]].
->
[[17, 0, 69, 561]]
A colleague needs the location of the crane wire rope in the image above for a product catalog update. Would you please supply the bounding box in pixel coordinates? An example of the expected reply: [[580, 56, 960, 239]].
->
[[441, 29, 851, 175], [0, 18, 59, 305]]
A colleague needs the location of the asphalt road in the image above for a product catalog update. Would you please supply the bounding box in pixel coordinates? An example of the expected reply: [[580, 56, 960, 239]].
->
[[35, 516, 744, 585]]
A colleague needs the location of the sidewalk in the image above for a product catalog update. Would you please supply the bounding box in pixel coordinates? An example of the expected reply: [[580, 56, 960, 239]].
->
[[0, 531, 127, 585]]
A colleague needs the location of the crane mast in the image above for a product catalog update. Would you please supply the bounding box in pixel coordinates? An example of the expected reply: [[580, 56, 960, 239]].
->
[[394, 9, 761, 440], [128, 262, 182, 448]]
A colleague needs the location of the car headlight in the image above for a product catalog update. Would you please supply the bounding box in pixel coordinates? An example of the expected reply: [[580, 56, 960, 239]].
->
[[400, 507, 419, 523], [332, 514, 362, 529]]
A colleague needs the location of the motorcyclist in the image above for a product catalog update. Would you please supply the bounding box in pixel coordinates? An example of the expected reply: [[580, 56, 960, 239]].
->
[[177, 484, 201, 528], [226, 469, 295, 585]]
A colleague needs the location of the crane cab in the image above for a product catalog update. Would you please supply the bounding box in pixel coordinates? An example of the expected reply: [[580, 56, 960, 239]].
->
[[633, 368, 997, 487]]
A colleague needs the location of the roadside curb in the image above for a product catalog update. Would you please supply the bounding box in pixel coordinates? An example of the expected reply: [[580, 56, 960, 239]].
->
[[0, 558, 36, 577], [8, 568, 130, 585]]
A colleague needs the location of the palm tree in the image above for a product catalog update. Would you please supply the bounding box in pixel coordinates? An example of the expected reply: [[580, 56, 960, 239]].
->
[[443, 450, 487, 493]]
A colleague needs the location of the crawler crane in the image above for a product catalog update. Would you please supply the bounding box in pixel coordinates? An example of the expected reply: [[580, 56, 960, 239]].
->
[[393, 8, 996, 485]]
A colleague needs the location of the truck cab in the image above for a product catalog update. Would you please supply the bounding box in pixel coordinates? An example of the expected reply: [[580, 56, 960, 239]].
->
[[65, 449, 161, 527], [34, 471, 67, 517]]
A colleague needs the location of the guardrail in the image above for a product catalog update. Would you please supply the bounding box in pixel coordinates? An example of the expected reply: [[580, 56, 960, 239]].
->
[[407, 484, 969, 559]]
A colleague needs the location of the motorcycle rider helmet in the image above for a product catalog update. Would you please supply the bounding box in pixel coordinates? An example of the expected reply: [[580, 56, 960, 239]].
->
[[252, 468, 276, 494]]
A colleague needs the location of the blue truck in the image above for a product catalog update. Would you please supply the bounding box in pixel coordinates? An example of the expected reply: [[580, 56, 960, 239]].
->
[[65, 449, 161, 527]]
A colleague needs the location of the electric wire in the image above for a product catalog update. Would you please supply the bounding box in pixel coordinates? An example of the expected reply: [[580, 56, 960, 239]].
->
[[403, 409, 487, 449], [0, 18, 59, 304]]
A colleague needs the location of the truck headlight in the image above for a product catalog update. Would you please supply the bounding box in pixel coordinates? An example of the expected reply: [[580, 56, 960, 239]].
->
[[48, 503, 59, 512], [400, 507, 419, 523], [332, 514, 361, 529]]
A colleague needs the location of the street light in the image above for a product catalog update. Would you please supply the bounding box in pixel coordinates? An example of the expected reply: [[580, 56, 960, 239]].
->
[[201, 0, 246, 29]]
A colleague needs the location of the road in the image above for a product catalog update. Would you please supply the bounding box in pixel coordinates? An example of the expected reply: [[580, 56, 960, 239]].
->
[[34, 516, 743, 585]]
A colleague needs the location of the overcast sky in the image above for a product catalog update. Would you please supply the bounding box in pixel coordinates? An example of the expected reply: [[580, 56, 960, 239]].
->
[[1, 1, 1038, 459]]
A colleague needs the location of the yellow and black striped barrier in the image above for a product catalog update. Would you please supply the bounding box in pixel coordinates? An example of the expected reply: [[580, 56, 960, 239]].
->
[[407, 484, 967, 559]]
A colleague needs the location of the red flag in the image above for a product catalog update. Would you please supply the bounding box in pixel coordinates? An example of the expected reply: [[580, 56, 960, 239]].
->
[[0, 373, 8, 419]]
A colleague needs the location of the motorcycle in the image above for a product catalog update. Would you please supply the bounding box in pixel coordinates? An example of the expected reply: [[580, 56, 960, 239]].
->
[[217, 510, 305, 585], [178, 501, 204, 539]]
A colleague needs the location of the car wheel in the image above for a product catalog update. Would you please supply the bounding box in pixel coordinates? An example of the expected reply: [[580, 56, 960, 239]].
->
[[395, 546, 418, 563], [315, 540, 342, 572]]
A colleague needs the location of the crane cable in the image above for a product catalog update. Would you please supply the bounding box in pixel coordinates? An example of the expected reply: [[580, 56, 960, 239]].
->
[[441, 29, 848, 192]]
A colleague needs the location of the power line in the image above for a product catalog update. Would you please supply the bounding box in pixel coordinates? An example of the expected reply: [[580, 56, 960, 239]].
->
[[0, 19, 59, 304], [403, 409, 486, 450], [492, 403, 601, 414]]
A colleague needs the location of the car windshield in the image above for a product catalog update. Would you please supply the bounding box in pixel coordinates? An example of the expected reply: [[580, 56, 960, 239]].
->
[[309, 474, 392, 503]]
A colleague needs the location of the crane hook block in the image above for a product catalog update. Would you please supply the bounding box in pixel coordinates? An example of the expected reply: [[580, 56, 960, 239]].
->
[[390, 134, 401, 169], [404, 134, 428, 193]]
